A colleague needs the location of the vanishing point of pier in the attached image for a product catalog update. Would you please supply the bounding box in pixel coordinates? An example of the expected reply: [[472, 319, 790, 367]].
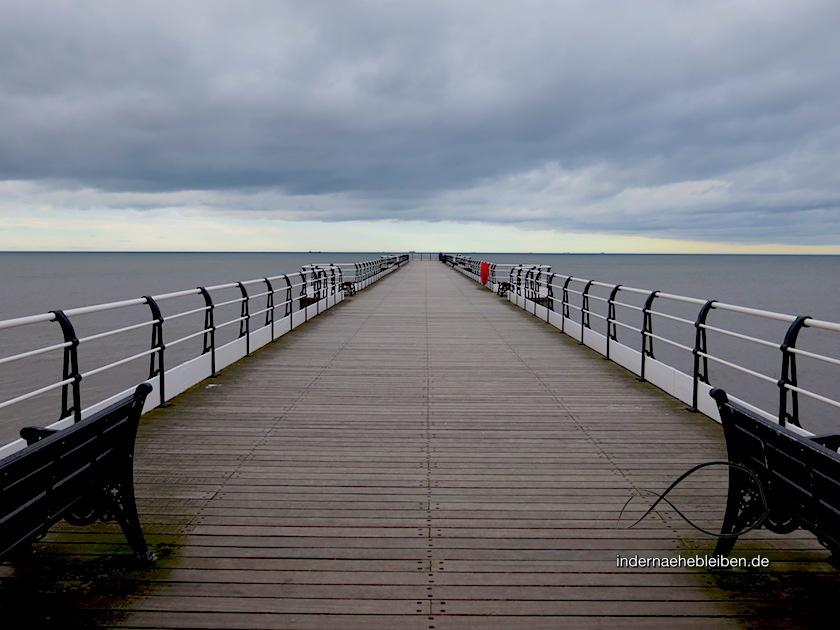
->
[[1, 261, 837, 628]]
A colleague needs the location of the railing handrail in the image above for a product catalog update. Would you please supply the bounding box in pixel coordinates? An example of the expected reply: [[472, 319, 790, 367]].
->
[[444, 254, 840, 431], [0, 255, 410, 457]]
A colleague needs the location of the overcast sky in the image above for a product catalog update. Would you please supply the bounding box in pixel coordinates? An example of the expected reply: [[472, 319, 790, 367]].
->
[[1, 0, 839, 252]]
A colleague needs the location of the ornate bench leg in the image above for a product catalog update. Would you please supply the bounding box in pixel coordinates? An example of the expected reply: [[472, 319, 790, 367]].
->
[[107, 479, 153, 560], [714, 498, 740, 557], [714, 466, 766, 557], [103, 449, 153, 560]]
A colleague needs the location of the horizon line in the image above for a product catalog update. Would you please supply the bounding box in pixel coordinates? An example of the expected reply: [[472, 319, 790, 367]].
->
[[1, 250, 838, 257]]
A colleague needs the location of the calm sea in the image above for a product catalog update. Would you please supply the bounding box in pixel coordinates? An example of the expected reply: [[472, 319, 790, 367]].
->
[[0, 252, 391, 320], [474, 253, 840, 320], [3, 252, 837, 322], [1, 252, 838, 444]]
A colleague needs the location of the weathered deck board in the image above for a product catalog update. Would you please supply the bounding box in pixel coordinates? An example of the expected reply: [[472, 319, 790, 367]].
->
[[1, 261, 838, 628]]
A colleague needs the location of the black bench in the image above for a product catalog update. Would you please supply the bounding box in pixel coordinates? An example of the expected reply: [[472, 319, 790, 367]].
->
[[339, 280, 356, 296], [0, 383, 153, 563], [711, 388, 840, 566]]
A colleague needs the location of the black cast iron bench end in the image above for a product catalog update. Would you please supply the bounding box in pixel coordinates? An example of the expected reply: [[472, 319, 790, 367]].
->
[[711, 388, 840, 568], [1, 382, 153, 564]]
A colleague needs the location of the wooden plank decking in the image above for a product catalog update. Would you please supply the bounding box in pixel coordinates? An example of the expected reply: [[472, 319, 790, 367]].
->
[[1, 260, 838, 628]]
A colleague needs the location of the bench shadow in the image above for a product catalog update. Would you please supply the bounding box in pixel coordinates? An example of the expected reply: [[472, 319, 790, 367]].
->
[[708, 563, 840, 627], [0, 539, 179, 629]]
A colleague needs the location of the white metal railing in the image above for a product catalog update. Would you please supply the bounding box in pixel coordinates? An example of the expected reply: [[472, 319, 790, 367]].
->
[[443, 255, 840, 435], [0, 255, 409, 459]]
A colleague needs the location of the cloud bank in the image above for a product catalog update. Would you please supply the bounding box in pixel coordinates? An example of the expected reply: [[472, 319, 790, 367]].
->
[[2, 0, 839, 247]]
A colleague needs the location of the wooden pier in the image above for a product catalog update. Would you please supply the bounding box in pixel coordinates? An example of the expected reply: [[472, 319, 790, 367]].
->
[[1, 261, 837, 628]]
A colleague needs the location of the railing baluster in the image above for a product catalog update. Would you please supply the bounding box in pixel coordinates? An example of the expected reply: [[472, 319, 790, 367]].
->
[[561, 277, 573, 334], [779, 315, 810, 427], [51, 310, 82, 422], [329, 265, 338, 297], [300, 271, 309, 322], [281, 274, 292, 327], [317, 267, 325, 315], [546, 273, 556, 319], [198, 287, 218, 377], [605, 284, 621, 360], [688, 300, 716, 413], [263, 277, 275, 340], [143, 295, 169, 407], [580, 280, 593, 346], [236, 282, 251, 357], [638, 290, 659, 382]]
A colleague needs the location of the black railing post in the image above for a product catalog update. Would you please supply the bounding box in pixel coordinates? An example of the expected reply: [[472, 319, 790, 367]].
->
[[638, 291, 659, 382], [524, 267, 534, 301], [263, 278, 275, 340], [282, 275, 293, 332], [605, 284, 621, 360], [236, 282, 251, 357], [580, 280, 593, 346], [300, 270, 309, 322], [281, 275, 292, 318], [546, 273, 556, 318], [316, 267, 325, 315], [688, 300, 716, 412], [143, 296, 169, 407], [51, 310, 82, 423], [779, 315, 810, 427], [561, 277, 573, 333], [328, 265, 338, 296], [198, 287, 218, 377]]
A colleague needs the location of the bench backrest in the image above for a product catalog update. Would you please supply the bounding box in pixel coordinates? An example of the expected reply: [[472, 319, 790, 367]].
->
[[0, 383, 151, 561], [711, 388, 840, 552]]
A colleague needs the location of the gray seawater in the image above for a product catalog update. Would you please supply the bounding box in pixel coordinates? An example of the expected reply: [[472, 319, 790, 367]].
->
[[1, 252, 838, 445], [0, 252, 395, 445], [3, 252, 837, 321], [0, 252, 390, 320], [471, 253, 840, 320]]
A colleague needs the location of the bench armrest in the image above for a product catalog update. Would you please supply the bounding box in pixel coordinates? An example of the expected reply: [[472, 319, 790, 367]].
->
[[19, 426, 59, 446], [808, 434, 840, 451]]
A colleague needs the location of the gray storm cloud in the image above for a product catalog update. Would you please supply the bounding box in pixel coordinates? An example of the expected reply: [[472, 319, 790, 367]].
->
[[1, 0, 839, 244]]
